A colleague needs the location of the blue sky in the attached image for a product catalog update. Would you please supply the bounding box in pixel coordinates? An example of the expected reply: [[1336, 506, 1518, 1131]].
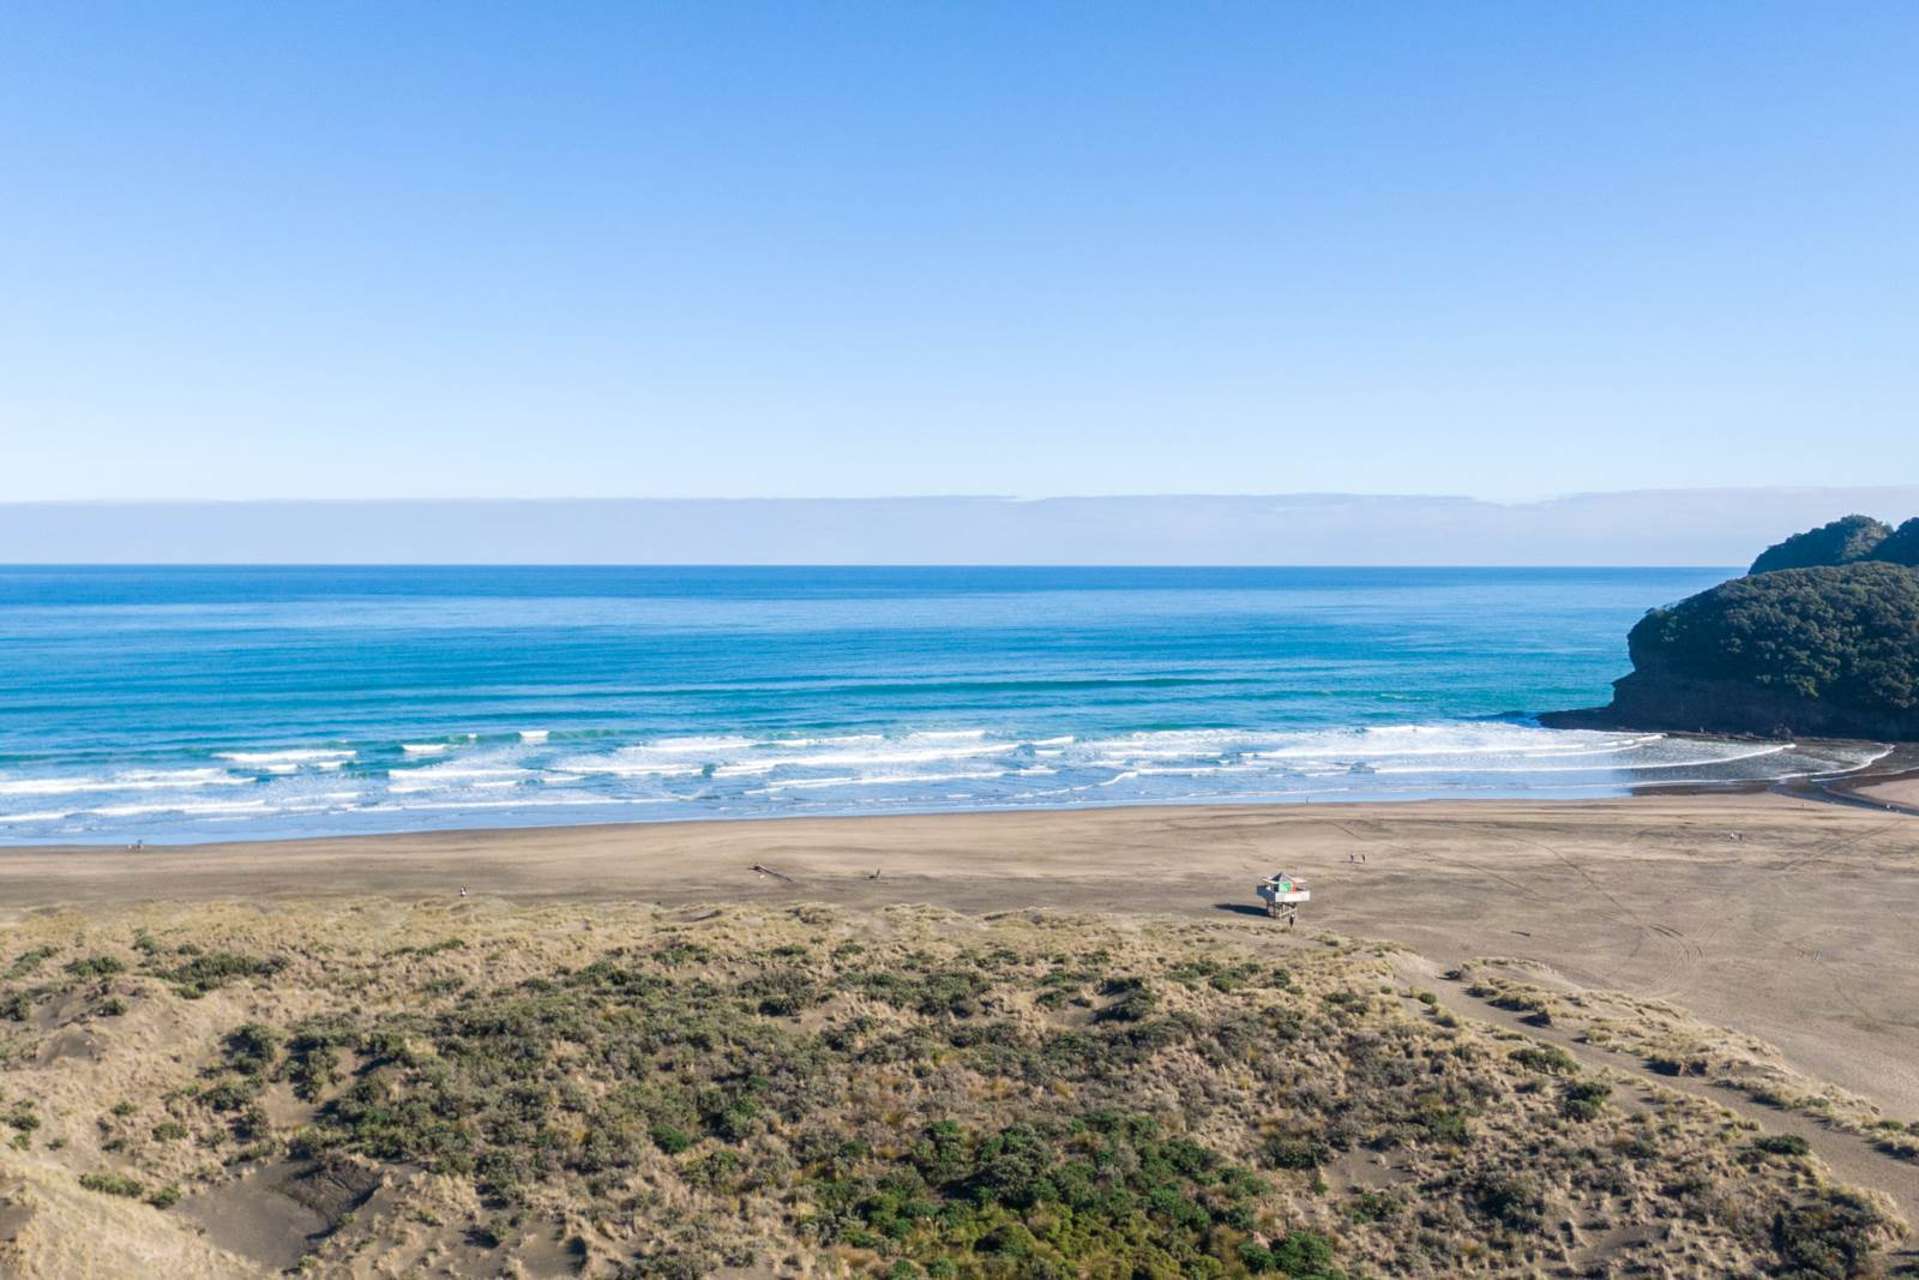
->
[[2, 3, 1914, 502]]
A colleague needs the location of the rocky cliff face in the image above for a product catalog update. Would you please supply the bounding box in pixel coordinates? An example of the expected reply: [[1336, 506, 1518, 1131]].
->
[[1542, 670, 1919, 740]]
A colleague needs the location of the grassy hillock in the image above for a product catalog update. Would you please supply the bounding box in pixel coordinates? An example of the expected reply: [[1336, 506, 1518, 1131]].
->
[[0, 900, 1903, 1277]]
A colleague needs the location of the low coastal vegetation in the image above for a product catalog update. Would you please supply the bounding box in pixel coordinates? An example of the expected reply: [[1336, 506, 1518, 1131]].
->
[[1548, 513, 1919, 739], [0, 900, 1904, 1276]]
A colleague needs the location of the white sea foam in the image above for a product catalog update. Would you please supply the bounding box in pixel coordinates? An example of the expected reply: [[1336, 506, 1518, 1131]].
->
[[552, 748, 709, 778], [775, 734, 886, 749], [0, 810, 74, 824], [374, 795, 670, 812], [0, 768, 252, 797], [216, 749, 356, 766], [1373, 742, 1793, 775], [519, 730, 550, 743], [759, 769, 1003, 792], [3, 719, 1891, 842], [731, 737, 1014, 770], [90, 798, 274, 818], [641, 735, 760, 753], [0, 778, 102, 797], [558, 732, 1018, 779], [387, 761, 534, 794], [710, 761, 782, 778]]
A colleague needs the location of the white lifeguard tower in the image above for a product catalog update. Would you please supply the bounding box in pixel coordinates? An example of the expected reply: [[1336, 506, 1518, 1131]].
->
[[1256, 872, 1310, 926]]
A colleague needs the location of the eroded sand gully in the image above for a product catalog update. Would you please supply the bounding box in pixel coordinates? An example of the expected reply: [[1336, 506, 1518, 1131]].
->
[[6, 792, 1917, 1121]]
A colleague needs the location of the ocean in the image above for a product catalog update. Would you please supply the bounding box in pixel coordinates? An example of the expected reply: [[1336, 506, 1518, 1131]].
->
[[0, 565, 1883, 845]]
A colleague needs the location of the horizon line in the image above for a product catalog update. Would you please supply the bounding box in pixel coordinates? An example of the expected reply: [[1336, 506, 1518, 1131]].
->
[[2, 484, 1915, 509], [2, 562, 1744, 572]]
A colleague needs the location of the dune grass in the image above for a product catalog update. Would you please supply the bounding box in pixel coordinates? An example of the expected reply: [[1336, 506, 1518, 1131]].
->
[[0, 901, 1903, 1277]]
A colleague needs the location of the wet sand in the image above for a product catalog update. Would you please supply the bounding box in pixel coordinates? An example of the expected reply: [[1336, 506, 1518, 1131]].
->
[[5, 792, 1917, 1120], [1858, 777, 1919, 810]]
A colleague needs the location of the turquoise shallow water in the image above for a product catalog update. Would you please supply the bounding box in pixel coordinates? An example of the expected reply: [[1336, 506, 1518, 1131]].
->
[[0, 565, 1881, 844]]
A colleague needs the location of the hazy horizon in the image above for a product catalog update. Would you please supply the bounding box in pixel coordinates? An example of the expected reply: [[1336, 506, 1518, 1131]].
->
[[8, 486, 1916, 566]]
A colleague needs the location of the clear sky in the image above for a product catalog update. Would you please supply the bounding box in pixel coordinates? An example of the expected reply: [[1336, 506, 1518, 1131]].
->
[[2, 3, 1914, 503]]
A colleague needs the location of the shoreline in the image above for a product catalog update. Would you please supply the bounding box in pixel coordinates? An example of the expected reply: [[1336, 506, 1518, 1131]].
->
[[7, 736, 1915, 854], [3, 788, 1851, 898]]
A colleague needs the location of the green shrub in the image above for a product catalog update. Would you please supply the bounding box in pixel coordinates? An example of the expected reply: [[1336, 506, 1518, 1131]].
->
[[80, 1171, 147, 1198], [1471, 1172, 1546, 1231], [1418, 1104, 1471, 1145], [742, 968, 821, 1017], [205, 1076, 255, 1110], [1753, 1133, 1810, 1157], [1562, 1079, 1611, 1121], [1770, 1189, 1887, 1278], [166, 952, 283, 998], [65, 955, 126, 979], [5, 947, 57, 978], [1270, 1230, 1342, 1278], [224, 1023, 283, 1075], [1094, 977, 1157, 1023], [844, 966, 991, 1018], [285, 1015, 356, 1099], [1261, 1135, 1327, 1170], [1511, 1044, 1577, 1075], [1348, 1188, 1401, 1222], [650, 1124, 693, 1155]]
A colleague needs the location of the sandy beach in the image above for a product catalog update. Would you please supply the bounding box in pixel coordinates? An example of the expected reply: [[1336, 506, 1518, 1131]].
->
[[7, 791, 1917, 1122]]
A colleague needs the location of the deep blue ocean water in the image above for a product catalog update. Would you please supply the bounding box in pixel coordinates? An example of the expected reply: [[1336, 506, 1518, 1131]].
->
[[0, 565, 1882, 844]]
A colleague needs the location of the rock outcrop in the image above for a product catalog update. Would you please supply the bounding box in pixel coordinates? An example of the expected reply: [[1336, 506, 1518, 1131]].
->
[[1546, 550, 1919, 741]]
